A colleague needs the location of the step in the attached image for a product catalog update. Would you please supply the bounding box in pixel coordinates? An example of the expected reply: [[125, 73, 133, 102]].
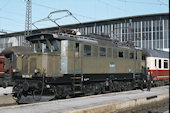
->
[[73, 84, 81, 86], [73, 91, 82, 94], [71, 77, 81, 79]]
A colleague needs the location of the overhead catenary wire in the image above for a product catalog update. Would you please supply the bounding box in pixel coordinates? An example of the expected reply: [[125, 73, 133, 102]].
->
[[117, 0, 168, 6], [32, 2, 96, 21], [157, 0, 169, 6], [97, 0, 135, 14], [1, 1, 96, 33], [0, 17, 24, 25], [0, 0, 168, 33]]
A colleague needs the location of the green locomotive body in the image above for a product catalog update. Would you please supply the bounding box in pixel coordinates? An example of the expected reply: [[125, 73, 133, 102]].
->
[[2, 33, 147, 103]]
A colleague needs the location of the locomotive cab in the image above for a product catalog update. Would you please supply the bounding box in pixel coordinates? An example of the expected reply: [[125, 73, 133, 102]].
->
[[21, 33, 62, 78]]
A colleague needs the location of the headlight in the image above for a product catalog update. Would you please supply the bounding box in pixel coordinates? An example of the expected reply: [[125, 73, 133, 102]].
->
[[34, 69, 39, 73], [13, 69, 17, 73]]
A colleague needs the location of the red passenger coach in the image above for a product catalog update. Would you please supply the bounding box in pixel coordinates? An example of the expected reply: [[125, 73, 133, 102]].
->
[[0, 55, 5, 75], [0, 54, 13, 87], [146, 49, 169, 86]]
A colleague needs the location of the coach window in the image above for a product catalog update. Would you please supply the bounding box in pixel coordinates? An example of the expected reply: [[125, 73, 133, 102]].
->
[[119, 51, 123, 58], [0, 61, 3, 64], [164, 60, 168, 68], [100, 47, 106, 56], [159, 59, 161, 68], [155, 59, 157, 67], [84, 45, 91, 56]]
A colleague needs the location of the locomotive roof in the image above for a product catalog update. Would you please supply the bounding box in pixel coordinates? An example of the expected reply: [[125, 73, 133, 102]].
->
[[2, 46, 32, 55], [145, 49, 169, 58], [26, 33, 137, 50]]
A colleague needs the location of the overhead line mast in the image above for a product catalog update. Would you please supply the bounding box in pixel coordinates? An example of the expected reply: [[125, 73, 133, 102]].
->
[[25, 0, 32, 36]]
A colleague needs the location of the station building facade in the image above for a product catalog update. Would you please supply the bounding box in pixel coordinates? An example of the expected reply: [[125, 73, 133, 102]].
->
[[0, 13, 169, 52]]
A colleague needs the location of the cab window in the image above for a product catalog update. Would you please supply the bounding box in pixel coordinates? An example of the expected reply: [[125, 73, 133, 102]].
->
[[52, 40, 59, 52], [84, 45, 91, 56], [34, 43, 39, 52], [42, 41, 49, 53]]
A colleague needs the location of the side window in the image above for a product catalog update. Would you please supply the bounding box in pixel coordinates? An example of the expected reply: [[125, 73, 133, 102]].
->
[[93, 46, 98, 57], [100, 47, 106, 56], [135, 51, 137, 59], [75, 43, 80, 57], [119, 51, 124, 58], [159, 59, 161, 68], [155, 59, 157, 67], [84, 45, 91, 56], [113, 48, 117, 58], [129, 52, 134, 59], [107, 48, 112, 57], [142, 54, 146, 60], [164, 60, 168, 68]]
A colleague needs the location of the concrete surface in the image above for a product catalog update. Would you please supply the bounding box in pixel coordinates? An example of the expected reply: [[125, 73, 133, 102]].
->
[[0, 86, 169, 113], [0, 87, 16, 106], [0, 87, 12, 96]]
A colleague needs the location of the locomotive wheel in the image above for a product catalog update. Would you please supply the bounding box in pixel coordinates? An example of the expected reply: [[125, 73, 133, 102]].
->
[[113, 82, 121, 92], [83, 84, 95, 96], [94, 84, 102, 94], [32, 90, 42, 101]]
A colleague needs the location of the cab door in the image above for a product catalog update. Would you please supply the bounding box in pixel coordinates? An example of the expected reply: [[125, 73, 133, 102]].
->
[[74, 42, 82, 74]]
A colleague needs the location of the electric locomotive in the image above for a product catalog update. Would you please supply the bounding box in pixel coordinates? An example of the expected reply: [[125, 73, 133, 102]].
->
[[1, 32, 148, 103], [1, 10, 169, 103]]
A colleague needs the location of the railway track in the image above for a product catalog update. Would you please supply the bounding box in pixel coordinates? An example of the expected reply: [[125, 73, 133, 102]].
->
[[0, 85, 169, 109], [0, 86, 168, 113]]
